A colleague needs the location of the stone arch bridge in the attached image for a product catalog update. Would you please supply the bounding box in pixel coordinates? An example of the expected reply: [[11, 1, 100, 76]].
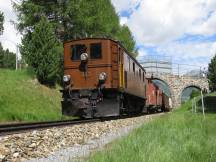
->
[[149, 73, 209, 108]]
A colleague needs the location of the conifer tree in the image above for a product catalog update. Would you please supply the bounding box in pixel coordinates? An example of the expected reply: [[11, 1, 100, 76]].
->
[[0, 43, 4, 67], [0, 11, 16, 69], [0, 11, 4, 35], [208, 54, 216, 91], [2, 49, 16, 69], [0, 11, 5, 68], [21, 17, 63, 86], [0, 43, 16, 69]]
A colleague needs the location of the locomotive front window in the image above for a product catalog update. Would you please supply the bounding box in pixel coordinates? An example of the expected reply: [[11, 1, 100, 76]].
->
[[71, 44, 86, 60], [90, 43, 102, 59]]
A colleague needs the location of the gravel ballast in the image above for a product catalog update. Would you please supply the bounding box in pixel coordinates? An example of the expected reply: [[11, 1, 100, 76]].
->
[[0, 113, 164, 162]]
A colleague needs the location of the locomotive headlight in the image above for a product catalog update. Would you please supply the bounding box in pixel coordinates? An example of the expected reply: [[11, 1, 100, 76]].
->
[[80, 53, 88, 62], [63, 75, 71, 82], [99, 72, 107, 81]]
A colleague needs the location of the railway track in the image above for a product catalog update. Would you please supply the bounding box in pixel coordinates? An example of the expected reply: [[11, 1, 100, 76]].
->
[[0, 118, 101, 136], [0, 113, 163, 136]]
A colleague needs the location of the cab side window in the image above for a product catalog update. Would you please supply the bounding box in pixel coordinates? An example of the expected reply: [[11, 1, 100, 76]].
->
[[90, 43, 102, 59], [71, 44, 86, 60], [139, 69, 141, 79], [133, 62, 135, 73]]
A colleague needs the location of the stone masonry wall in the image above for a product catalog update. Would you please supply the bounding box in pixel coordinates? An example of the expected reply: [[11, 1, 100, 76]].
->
[[148, 73, 209, 108]]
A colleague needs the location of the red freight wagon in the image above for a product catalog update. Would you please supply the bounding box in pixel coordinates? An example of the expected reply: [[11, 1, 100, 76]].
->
[[146, 79, 157, 108], [145, 79, 163, 112]]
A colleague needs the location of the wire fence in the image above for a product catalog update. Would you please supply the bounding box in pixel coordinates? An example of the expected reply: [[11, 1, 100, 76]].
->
[[172, 63, 204, 78], [138, 56, 207, 79]]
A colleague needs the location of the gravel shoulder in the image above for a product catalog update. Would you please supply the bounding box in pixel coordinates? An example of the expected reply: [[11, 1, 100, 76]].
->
[[0, 113, 165, 162]]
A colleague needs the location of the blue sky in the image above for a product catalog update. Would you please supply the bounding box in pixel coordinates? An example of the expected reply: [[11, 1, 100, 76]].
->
[[0, 0, 216, 68]]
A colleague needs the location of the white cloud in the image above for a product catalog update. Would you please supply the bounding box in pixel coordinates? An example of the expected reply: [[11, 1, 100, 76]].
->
[[190, 11, 216, 36], [111, 0, 141, 13], [111, 0, 216, 67], [120, 17, 128, 26], [0, 0, 21, 53], [157, 42, 215, 58], [112, 0, 216, 45], [126, 0, 214, 45], [156, 41, 216, 67], [137, 47, 147, 59], [205, 0, 216, 12]]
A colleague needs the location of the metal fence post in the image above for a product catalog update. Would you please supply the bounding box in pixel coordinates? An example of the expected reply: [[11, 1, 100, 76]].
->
[[16, 44, 18, 70], [192, 99, 194, 113], [194, 97, 197, 113], [201, 90, 205, 117]]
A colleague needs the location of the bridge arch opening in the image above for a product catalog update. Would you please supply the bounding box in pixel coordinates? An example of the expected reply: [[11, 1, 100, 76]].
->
[[152, 78, 172, 97], [181, 85, 201, 104]]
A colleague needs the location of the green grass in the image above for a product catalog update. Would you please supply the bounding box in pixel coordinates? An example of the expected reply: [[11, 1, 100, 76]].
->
[[0, 69, 63, 122], [89, 100, 216, 162]]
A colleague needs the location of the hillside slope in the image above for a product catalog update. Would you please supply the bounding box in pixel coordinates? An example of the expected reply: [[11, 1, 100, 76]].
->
[[0, 69, 62, 122]]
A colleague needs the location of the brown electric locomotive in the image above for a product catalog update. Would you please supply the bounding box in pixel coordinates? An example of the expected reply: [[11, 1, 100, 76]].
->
[[61, 38, 147, 118]]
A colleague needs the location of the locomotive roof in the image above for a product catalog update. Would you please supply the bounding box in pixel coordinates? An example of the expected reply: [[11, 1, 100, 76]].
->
[[64, 37, 146, 73]]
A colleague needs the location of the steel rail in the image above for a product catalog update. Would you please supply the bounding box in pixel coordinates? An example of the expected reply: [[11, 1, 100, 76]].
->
[[0, 118, 100, 136], [0, 112, 163, 136]]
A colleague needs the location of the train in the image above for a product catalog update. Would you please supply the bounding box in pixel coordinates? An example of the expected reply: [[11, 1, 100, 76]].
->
[[61, 38, 171, 118], [145, 78, 171, 112]]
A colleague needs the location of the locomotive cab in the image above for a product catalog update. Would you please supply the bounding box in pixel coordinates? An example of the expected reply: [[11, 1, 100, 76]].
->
[[62, 38, 121, 118]]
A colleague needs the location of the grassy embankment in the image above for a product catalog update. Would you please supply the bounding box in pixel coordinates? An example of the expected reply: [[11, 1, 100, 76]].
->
[[0, 69, 63, 122], [89, 95, 216, 162]]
